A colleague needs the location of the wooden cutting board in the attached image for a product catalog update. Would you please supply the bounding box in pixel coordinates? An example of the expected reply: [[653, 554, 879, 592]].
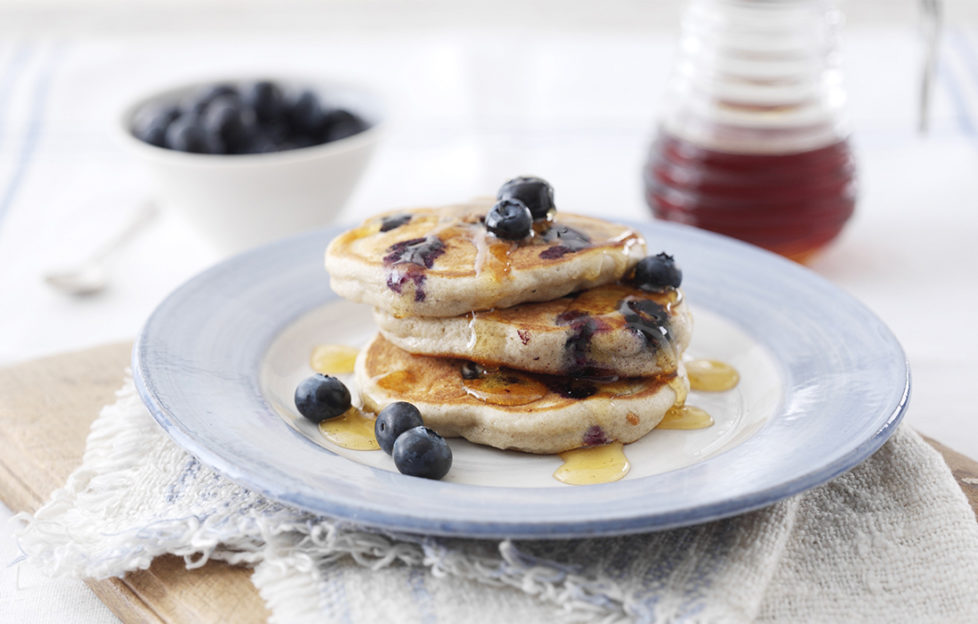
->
[[1, 342, 976, 623]]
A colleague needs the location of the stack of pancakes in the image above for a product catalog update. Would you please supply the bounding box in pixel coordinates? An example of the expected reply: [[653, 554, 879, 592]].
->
[[325, 200, 693, 454]]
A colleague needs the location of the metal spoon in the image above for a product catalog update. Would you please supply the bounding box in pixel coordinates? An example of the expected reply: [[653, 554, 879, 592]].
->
[[43, 202, 158, 296]]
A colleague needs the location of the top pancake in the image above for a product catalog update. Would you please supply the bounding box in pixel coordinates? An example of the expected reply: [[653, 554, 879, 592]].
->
[[325, 201, 646, 317]]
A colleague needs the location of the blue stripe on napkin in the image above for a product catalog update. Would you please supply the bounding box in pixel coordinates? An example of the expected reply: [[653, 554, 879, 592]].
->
[[0, 42, 35, 150], [408, 567, 438, 624], [320, 563, 354, 624], [0, 42, 64, 231]]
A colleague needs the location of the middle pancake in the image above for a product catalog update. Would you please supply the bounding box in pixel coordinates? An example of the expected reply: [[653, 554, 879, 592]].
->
[[375, 283, 692, 378]]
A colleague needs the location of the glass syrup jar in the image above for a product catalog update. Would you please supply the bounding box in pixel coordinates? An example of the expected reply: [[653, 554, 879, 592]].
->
[[644, 0, 857, 263]]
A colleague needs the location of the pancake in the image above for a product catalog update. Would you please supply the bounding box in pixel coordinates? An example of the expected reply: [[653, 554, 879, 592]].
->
[[325, 201, 646, 318], [355, 333, 688, 454], [374, 283, 692, 377]]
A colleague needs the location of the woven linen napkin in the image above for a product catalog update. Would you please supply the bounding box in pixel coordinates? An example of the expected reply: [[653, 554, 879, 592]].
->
[[16, 380, 978, 623]]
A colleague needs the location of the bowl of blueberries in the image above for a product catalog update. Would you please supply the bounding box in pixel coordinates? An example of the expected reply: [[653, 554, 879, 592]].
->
[[122, 77, 384, 254]]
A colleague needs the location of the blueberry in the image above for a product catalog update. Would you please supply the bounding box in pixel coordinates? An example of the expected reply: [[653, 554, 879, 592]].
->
[[460, 361, 485, 380], [242, 134, 279, 154], [288, 90, 325, 137], [165, 116, 216, 153], [392, 426, 452, 480], [322, 108, 366, 142], [132, 104, 180, 147], [628, 252, 683, 291], [239, 121, 288, 154], [242, 81, 285, 123], [486, 199, 533, 240], [379, 214, 411, 232], [184, 84, 238, 117], [133, 116, 171, 147], [289, 134, 320, 149], [294, 374, 351, 423], [202, 95, 255, 153], [374, 401, 424, 455], [497, 176, 555, 220]]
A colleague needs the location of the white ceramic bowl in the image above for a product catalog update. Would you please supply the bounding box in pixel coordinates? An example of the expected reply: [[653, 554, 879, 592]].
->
[[120, 77, 385, 254]]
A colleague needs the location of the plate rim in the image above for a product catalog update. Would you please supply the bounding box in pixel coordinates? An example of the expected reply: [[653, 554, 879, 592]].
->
[[132, 219, 911, 538]]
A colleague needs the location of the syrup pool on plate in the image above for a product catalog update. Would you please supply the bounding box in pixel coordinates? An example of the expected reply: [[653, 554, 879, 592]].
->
[[554, 358, 740, 484], [319, 406, 380, 451], [309, 344, 379, 451], [310, 344, 359, 374], [658, 405, 714, 430], [686, 358, 740, 393], [554, 441, 630, 485]]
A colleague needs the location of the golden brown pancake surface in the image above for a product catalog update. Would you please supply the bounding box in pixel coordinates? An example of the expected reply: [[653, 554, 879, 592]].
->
[[374, 283, 692, 377], [355, 333, 687, 454], [325, 202, 646, 317]]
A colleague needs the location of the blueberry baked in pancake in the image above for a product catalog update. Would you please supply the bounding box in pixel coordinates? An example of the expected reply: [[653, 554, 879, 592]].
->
[[374, 282, 692, 378]]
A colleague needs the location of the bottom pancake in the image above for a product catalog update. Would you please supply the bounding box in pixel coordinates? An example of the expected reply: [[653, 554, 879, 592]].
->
[[355, 333, 688, 454]]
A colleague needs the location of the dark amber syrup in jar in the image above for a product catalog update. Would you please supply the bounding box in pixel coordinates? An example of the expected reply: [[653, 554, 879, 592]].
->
[[645, 132, 856, 263]]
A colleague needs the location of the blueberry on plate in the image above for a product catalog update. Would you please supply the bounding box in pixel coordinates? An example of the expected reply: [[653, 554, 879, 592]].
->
[[486, 198, 533, 240], [392, 426, 452, 480], [497, 176, 555, 220], [374, 401, 424, 455], [243, 80, 285, 123], [294, 374, 351, 423], [629, 252, 683, 291]]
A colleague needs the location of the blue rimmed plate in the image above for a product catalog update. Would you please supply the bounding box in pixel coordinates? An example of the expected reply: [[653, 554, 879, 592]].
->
[[132, 220, 909, 538]]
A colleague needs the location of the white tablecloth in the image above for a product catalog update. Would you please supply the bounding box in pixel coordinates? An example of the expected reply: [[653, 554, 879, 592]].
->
[[2, 17, 977, 623]]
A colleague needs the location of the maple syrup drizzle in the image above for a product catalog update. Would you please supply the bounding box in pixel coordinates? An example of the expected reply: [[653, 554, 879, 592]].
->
[[375, 369, 416, 392], [686, 359, 740, 392], [472, 226, 491, 276], [667, 375, 689, 407], [466, 311, 480, 351], [554, 441, 630, 485], [659, 405, 714, 430], [318, 407, 380, 451], [310, 344, 360, 375], [461, 370, 548, 406], [488, 241, 515, 281], [660, 374, 713, 430]]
